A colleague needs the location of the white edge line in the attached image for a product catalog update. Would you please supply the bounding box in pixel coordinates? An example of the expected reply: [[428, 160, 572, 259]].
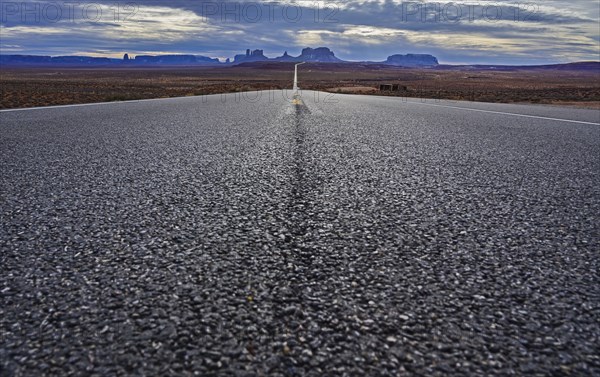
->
[[1, 90, 599, 126], [0, 95, 201, 113], [0, 91, 253, 113], [404, 100, 600, 125], [0, 90, 301, 113]]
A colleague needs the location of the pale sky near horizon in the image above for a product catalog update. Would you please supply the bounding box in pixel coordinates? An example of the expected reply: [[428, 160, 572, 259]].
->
[[0, 0, 599, 64]]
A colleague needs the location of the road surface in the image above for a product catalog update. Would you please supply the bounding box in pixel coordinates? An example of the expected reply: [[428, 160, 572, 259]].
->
[[1, 91, 599, 376]]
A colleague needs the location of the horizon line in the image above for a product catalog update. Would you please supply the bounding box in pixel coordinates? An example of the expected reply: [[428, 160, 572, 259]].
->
[[2, 52, 599, 67]]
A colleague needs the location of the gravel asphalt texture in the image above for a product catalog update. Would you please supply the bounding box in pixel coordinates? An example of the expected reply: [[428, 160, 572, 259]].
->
[[1, 91, 599, 376]]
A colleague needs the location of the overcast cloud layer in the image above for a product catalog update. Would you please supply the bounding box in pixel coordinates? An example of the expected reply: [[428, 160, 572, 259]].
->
[[0, 0, 598, 64]]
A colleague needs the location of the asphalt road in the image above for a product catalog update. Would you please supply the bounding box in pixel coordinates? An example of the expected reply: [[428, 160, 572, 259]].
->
[[1, 91, 599, 376]]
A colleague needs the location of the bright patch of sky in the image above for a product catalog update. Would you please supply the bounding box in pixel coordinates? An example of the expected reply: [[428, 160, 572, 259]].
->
[[0, 0, 598, 64]]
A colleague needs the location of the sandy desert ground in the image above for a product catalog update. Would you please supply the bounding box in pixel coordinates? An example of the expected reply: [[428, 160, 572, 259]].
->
[[1, 64, 599, 109]]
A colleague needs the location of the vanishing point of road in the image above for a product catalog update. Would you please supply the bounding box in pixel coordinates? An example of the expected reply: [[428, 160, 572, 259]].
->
[[1, 91, 599, 376]]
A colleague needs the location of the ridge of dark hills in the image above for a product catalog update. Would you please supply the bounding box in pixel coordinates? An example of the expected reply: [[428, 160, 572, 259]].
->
[[1, 50, 598, 70]]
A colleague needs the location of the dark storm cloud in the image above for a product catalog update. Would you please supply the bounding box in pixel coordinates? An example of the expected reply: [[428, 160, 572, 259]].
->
[[0, 0, 598, 64]]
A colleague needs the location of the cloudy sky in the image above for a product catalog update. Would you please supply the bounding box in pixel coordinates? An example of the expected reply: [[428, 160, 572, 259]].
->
[[0, 0, 598, 64]]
